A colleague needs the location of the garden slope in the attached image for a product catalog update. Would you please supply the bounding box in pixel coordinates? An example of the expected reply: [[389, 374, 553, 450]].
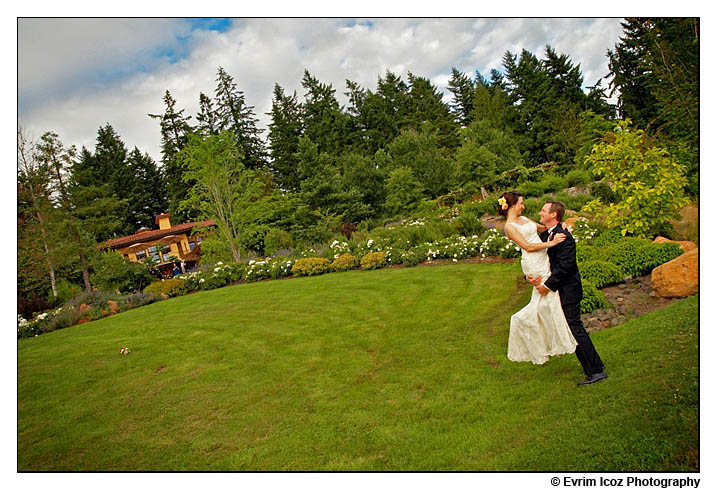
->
[[17, 263, 698, 471]]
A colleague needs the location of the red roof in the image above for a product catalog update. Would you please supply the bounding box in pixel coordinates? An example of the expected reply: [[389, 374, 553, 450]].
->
[[101, 220, 216, 249]]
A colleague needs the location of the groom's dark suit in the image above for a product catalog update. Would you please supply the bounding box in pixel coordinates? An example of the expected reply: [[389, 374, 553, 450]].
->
[[540, 224, 604, 376]]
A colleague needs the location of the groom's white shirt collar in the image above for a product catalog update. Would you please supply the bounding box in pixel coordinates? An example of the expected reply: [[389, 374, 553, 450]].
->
[[548, 223, 560, 235]]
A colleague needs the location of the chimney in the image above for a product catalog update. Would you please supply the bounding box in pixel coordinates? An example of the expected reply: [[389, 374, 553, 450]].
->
[[155, 213, 172, 230]]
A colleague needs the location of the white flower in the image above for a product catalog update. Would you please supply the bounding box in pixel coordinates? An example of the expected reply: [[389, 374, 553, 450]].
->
[[216, 261, 223, 266], [199, 278, 205, 283], [214, 267, 221, 272]]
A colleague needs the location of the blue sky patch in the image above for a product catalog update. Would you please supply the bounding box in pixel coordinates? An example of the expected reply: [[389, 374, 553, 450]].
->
[[186, 18, 232, 33]]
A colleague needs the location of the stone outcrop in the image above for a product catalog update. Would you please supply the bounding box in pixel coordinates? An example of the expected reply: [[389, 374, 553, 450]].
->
[[651, 248, 698, 298], [669, 204, 698, 242], [653, 236, 697, 253]]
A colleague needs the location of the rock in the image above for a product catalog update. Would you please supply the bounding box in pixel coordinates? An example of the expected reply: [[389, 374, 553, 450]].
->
[[79, 303, 91, 314], [624, 276, 633, 283], [669, 204, 698, 242], [653, 236, 697, 253], [481, 215, 505, 232], [651, 248, 698, 298], [617, 297, 624, 302], [107, 300, 120, 314]]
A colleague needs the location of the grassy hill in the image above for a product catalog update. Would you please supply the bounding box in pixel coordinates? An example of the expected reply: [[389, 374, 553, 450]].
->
[[17, 262, 698, 471]]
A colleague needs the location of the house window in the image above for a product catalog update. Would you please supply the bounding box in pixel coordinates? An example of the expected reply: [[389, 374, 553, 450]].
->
[[135, 249, 147, 261], [189, 241, 196, 251], [161, 244, 171, 262], [147, 245, 160, 264]]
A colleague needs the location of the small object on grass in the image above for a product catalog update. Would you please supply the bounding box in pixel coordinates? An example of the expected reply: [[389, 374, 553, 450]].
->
[[120, 346, 131, 356]]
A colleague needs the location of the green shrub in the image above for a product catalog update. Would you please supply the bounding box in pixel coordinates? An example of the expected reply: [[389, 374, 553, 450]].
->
[[91, 252, 155, 293], [643, 242, 684, 270], [360, 252, 387, 270], [589, 181, 617, 204], [576, 243, 599, 263], [579, 260, 624, 288], [143, 278, 187, 297], [291, 257, 331, 277], [592, 228, 624, 249], [54, 278, 83, 305], [603, 238, 649, 277], [565, 169, 592, 187], [517, 180, 547, 198], [541, 174, 569, 194], [264, 229, 294, 256], [402, 248, 425, 267], [581, 280, 612, 314], [331, 254, 359, 272]]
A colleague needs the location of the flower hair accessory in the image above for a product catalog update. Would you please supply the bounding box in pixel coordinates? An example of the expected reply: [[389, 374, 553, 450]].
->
[[497, 197, 508, 210]]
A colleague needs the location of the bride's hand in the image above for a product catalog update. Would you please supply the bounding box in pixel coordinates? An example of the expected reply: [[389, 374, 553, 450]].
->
[[549, 233, 566, 246]]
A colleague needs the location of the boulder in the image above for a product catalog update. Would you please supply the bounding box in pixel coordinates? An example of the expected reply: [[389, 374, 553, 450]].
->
[[669, 204, 698, 242], [651, 248, 698, 298], [481, 215, 505, 232], [107, 300, 120, 314], [653, 236, 697, 253]]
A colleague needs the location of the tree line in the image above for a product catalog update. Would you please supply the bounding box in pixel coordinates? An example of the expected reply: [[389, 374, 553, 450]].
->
[[18, 18, 698, 313]]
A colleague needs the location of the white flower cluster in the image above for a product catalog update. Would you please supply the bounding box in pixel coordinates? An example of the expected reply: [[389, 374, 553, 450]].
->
[[245, 257, 295, 282], [329, 240, 351, 259], [478, 229, 521, 258], [405, 218, 426, 227], [570, 218, 598, 244]]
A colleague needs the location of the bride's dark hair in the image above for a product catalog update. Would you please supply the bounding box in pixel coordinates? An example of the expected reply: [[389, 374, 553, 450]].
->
[[498, 191, 523, 217]]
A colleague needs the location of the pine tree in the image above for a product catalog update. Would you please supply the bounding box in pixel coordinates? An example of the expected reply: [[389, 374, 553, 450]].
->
[[300, 69, 351, 156], [447, 67, 476, 127], [148, 90, 193, 221], [196, 92, 219, 137], [267, 83, 303, 192], [213, 66, 268, 171], [405, 72, 459, 150]]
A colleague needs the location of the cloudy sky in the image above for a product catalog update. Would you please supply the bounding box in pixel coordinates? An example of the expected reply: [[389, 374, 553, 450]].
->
[[18, 17, 626, 163]]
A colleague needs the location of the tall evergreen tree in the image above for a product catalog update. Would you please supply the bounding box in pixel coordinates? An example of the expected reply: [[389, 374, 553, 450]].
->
[[405, 72, 459, 150], [148, 90, 193, 221], [447, 67, 476, 127], [213, 66, 268, 171], [300, 69, 351, 156], [267, 83, 303, 192], [126, 148, 168, 231], [196, 92, 219, 137]]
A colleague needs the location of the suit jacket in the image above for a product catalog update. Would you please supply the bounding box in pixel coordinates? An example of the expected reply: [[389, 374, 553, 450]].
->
[[540, 224, 582, 305]]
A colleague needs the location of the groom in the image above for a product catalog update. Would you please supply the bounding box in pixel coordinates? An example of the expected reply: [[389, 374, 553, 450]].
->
[[528, 200, 607, 386]]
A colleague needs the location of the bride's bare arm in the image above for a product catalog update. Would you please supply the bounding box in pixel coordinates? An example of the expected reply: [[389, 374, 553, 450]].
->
[[504, 224, 566, 252], [529, 218, 549, 234]]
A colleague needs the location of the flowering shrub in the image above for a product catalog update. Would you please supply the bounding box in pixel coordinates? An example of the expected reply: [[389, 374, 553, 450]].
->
[[179, 262, 245, 291], [329, 239, 352, 259], [569, 218, 598, 244], [360, 252, 387, 270], [479, 229, 521, 259], [330, 253, 359, 272], [143, 278, 187, 297], [17, 291, 161, 339], [292, 258, 331, 277], [245, 257, 294, 282]]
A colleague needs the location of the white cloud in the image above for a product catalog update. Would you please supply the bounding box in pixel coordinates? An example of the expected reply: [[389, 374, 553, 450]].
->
[[18, 18, 626, 164]]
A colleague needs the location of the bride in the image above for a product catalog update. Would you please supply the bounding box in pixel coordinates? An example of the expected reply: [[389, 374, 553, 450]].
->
[[499, 191, 577, 364]]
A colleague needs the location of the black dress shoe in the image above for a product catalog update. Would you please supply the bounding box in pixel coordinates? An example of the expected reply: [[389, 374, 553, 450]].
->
[[578, 371, 608, 386]]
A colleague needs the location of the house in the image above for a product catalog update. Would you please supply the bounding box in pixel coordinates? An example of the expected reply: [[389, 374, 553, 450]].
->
[[101, 214, 216, 276]]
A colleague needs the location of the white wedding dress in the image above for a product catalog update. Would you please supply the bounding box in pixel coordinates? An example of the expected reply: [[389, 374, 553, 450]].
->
[[506, 218, 577, 364]]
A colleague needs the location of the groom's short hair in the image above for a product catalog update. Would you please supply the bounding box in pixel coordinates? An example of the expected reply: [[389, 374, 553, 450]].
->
[[546, 200, 565, 223]]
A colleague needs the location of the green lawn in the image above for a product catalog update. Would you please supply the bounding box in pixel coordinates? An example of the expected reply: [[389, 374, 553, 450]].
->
[[17, 262, 698, 471]]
